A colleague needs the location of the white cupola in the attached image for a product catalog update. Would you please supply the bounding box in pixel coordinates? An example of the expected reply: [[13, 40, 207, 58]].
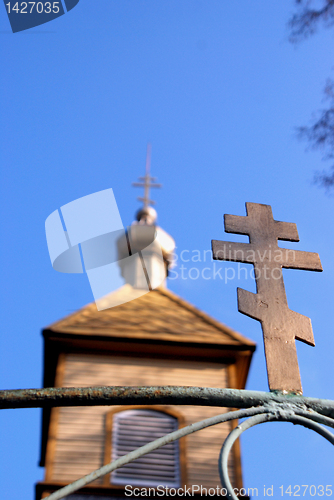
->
[[117, 146, 175, 290]]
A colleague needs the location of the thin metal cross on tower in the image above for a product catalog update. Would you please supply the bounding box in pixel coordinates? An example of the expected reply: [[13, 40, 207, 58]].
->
[[132, 144, 162, 208], [212, 202, 322, 394]]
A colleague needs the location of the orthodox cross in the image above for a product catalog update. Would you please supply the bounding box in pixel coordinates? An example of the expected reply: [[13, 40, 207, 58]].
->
[[132, 144, 162, 208], [212, 202, 322, 394]]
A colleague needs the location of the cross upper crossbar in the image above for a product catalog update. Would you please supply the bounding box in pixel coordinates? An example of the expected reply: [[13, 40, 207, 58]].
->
[[212, 202, 322, 394]]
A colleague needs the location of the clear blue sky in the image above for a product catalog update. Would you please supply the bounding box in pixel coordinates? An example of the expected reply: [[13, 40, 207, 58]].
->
[[0, 2, 333, 499]]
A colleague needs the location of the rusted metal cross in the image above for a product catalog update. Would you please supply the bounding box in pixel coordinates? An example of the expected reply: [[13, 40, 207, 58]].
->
[[212, 202, 322, 394]]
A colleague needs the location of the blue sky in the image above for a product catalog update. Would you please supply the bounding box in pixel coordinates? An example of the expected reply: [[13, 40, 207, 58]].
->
[[0, 1, 333, 499]]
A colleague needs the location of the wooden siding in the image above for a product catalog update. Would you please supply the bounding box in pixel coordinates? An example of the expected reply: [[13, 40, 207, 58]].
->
[[46, 354, 236, 489]]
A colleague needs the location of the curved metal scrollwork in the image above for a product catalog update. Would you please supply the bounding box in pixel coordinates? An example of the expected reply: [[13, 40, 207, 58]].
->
[[43, 400, 334, 500], [219, 405, 334, 500], [43, 406, 267, 500], [0, 385, 333, 500]]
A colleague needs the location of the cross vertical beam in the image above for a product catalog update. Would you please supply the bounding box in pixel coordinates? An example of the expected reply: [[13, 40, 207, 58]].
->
[[212, 202, 322, 394]]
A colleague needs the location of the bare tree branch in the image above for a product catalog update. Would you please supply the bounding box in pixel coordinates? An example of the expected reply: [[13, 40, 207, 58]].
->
[[313, 167, 334, 189], [289, 0, 334, 42], [297, 80, 334, 189], [288, 2, 334, 190]]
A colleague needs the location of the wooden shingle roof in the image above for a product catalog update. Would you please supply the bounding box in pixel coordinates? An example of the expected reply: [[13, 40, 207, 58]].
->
[[47, 285, 255, 347]]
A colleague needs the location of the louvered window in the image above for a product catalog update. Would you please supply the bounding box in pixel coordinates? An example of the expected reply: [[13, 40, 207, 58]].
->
[[110, 409, 180, 487]]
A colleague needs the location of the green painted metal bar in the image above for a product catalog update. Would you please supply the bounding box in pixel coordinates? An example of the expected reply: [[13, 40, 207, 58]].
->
[[1, 385, 334, 418]]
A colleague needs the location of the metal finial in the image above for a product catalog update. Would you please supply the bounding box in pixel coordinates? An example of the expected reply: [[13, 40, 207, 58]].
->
[[132, 144, 162, 208]]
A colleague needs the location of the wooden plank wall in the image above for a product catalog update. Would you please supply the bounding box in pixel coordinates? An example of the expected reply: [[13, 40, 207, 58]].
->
[[45, 354, 235, 489]]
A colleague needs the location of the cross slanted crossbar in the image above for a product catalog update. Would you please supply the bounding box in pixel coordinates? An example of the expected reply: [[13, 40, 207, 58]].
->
[[212, 202, 322, 394]]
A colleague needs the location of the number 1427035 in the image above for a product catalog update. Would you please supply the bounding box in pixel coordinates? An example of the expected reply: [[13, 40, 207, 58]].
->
[[279, 485, 332, 496], [6, 2, 60, 14]]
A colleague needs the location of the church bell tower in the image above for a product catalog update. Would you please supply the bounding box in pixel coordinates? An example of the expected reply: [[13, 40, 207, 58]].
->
[[36, 147, 255, 500]]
